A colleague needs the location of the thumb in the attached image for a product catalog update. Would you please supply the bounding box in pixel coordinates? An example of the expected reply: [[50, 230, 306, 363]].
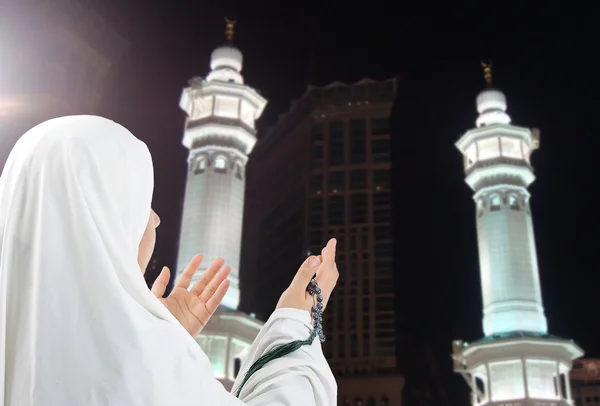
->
[[290, 255, 321, 292]]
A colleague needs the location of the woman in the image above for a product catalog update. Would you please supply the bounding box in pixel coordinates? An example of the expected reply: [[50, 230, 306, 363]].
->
[[0, 115, 338, 405]]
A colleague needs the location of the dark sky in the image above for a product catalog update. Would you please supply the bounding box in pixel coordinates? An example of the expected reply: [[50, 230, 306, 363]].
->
[[96, 1, 599, 403]]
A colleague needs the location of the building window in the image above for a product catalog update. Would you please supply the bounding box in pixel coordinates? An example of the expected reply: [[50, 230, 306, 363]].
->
[[311, 123, 324, 142], [309, 198, 324, 228], [371, 117, 390, 135], [338, 333, 346, 358], [350, 170, 367, 190], [350, 194, 368, 223], [374, 225, 392, 241], [350, 334, 358, 357], [310, 174, 323, 193], [490, 194, 502, 211], [371, 138, 390, 163], [373, 208, 391, 224], [375, 277, 394, 295], [214, 156, 227, 172], [311, 144, 323, 169], [367, 397, 376, 406], [508, 194, 520, 210], [374, 242, 392, 258], [328, 171, 345, 192], [373, 170, 390, 190], [374, 259, 392, 276], [328, 121, 345, 165], [328, 196, 345, 226], [349, 119, 366, 163], [380, 396, 389, 406]]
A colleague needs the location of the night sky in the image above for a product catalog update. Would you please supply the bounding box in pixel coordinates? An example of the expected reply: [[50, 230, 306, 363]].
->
[[96, 2, 598, 403]]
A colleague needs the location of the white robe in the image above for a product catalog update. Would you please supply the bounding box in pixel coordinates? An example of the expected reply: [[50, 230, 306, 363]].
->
[[0, 115, 336, 406]]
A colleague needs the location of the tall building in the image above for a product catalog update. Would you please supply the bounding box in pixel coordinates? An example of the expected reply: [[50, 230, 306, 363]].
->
[[571, 358, 600, 406], [243, 78, 404, 404], [452, 65, 583, 406], [0, 0, 128, 170], [176, 20, 265, 390]]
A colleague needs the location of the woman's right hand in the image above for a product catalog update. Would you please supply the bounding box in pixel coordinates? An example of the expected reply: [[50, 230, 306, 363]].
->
[[276, 238, 339, 314]]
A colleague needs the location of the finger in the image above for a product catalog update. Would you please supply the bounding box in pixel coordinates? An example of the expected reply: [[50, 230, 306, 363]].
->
[[315, 239, 338, 308], [199, 265, 231, 302], [175, 254, 204, 290], [151, 266, 170, 298], [204, 279, 231, 315], [290, 255, 321, 293], [190, 258, 225, 295], [321, 238, 336, 265]]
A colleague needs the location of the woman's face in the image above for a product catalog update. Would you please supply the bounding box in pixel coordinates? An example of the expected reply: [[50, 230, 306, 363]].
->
[[138, 209, 160, 273]]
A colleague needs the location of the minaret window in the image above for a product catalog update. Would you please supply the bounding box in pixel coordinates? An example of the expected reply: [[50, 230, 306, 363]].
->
[[465, 144, 477, 168], [213, 95, 239, 119], [214, 156, 227, 173], [477, 137, 501, 160], [501, 137, 522, 159], [192, 96, 213, 120], [192, 156, 206, 175], [235, 162, 243, 180], [508, 194, 520, 210], [490, 194, 502, 211], [240, 100, 254, 127]]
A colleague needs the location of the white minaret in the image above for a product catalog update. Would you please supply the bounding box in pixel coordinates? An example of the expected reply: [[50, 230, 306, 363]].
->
[[452, 63, 583, 406], [177, 19, 266, 310]]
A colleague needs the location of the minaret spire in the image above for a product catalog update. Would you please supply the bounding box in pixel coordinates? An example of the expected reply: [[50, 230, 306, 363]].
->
[[224, 17, 236, 43], [481, 60, 493, 88]]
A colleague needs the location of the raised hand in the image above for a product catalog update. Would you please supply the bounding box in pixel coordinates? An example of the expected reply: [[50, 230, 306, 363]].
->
[[276, 238, 339, 313], [151, 255, 230, 337]]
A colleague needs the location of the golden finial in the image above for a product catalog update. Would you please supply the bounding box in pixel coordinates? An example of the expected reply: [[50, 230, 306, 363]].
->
[[481, 60, 493, 88], [225, 17, 236, 43]]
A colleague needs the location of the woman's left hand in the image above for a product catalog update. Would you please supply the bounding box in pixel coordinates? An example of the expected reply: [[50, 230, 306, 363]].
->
[[151, 255, 231, 337]]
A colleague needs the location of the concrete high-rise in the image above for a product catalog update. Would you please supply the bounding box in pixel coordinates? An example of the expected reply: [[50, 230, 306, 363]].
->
[[452, 64, 583, 406], [176, 20, 265, 390], [243, 78, 403, 405]]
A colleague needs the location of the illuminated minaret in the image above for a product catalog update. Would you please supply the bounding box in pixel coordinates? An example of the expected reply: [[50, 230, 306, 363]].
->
[[452, 63, 583, 406], [176, 20, 266, 389], [177, 18, 267, 310]]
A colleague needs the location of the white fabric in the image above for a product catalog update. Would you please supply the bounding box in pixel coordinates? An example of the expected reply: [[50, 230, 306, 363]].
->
[[0, 115, 336, 406]]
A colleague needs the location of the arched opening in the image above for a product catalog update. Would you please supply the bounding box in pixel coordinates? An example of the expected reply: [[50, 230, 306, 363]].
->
[[508, 194, 520, 210], [367, 397, 376, 406], [235, 162, 243, 180], [354, 397, 363, 406], [490, 194, 502, 211], [380, 396, 389, 406], [193, 157, 206, 175], [214, 155, 227, 173]]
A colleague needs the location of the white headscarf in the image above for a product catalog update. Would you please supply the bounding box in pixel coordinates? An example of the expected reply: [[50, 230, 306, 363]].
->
[[0, 116, 235, 405], [0, 115, 337, 406]]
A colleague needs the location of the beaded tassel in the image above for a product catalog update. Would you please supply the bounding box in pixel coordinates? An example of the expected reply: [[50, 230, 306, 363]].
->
[[234, 278, 326, 397]]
